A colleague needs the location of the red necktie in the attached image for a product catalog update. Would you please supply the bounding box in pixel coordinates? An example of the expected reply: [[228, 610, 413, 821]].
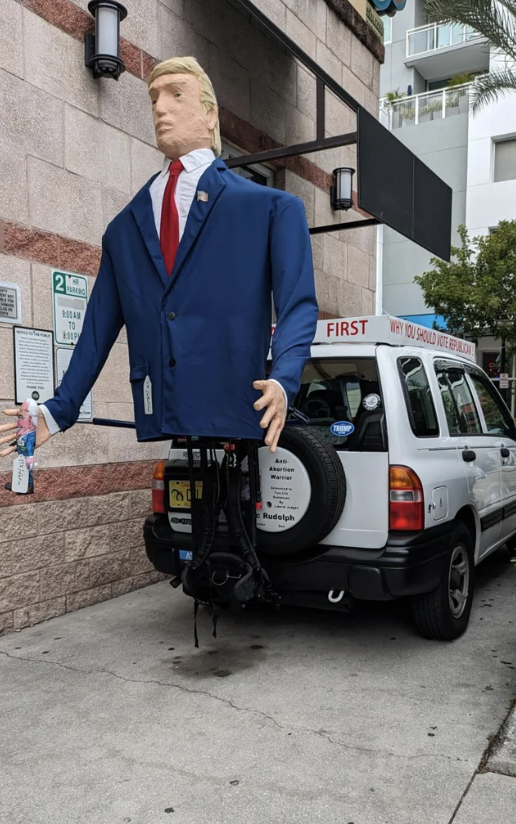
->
[[160, 160, 184, 276]]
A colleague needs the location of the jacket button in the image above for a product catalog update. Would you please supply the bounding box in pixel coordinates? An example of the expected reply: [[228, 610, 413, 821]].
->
[[167, 311, 176, 321], [169, 358, 176, 368]]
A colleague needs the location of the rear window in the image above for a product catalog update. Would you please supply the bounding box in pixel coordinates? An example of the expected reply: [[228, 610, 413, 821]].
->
[[293, 358, 385, 451], [398, 357, 439, 437]]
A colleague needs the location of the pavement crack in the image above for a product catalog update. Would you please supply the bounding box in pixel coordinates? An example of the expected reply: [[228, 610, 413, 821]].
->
[[303, 727, 465, 761], [0, 649, 286, 730], [0, 650, 469, 763]]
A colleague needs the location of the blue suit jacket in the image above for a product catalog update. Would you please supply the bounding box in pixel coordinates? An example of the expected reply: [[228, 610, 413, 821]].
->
[[45, 158, 318, 440]]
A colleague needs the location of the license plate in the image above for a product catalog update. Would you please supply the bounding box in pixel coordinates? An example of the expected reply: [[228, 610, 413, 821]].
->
[[169, 479, 202, 509], [179, 550, 193, 561]]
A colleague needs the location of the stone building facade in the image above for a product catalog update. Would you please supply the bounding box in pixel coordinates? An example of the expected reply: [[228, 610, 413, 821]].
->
[[0, 0, 383, 633]]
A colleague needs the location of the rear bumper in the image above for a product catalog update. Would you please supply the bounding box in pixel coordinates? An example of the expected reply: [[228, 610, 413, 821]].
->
[[144, 515, 452, 602]]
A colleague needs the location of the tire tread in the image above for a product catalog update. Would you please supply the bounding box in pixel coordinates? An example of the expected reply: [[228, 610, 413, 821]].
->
[[411, 522, 474, 641]]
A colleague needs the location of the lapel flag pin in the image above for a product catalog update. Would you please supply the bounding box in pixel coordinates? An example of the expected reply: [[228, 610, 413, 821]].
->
[[197, 191, 209, 202]]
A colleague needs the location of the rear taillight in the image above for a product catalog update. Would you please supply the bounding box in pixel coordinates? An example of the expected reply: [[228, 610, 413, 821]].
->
[[152, 460, 166, 514], [389, 466, 424, 531]]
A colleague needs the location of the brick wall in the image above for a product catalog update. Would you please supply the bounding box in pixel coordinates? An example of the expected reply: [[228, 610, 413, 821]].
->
[[0, 0, 382, 634], [0, 462, 167, 633]]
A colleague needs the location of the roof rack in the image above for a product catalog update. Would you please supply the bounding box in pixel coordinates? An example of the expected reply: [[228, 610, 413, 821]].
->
[[313, 315, 476, 362]]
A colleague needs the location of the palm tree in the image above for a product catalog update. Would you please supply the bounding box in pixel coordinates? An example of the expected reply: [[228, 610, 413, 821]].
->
[[425, 0, 516, 111], [384, 89, 406, 105]]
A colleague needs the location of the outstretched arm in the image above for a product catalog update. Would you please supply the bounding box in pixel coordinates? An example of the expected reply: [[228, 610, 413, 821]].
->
[[0, 234, 123, 455], [254, 196, 318, 452]]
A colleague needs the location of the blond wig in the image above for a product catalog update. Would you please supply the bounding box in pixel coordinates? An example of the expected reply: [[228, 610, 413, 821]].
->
[[147, 56, 221, 157]]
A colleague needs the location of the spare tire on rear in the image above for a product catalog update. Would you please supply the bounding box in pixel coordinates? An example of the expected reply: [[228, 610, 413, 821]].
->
[[256, 426, 346, 556]]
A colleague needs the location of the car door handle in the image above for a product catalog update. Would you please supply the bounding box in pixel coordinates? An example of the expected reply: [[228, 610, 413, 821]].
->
[[462, 450, 476, 462], [501, 447, 510, 458]]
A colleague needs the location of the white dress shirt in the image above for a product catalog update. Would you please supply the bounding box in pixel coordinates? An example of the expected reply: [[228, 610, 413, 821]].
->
[[150, 147, 216, 239], [41, 147, 286, 436]]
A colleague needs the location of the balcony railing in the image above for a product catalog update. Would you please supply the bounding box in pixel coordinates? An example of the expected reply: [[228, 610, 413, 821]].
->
[[380, 84, 471, 130], [406, 22, 481, 58]]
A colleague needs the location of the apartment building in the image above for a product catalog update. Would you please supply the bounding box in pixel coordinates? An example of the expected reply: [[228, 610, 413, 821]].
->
[[379, 0, 516, 362]]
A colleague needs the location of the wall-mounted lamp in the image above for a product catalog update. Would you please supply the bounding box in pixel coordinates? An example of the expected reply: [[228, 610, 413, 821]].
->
[[85, 1, 127, 81], [370, 0, 407, 15], [330, 167, 355, 211]]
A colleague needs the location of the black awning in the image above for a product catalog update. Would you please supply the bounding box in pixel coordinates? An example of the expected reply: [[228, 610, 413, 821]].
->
[[224, 0, 452, 261]]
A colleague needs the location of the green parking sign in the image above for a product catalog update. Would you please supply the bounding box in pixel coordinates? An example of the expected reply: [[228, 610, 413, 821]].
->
[[52, 270, 88, 346]]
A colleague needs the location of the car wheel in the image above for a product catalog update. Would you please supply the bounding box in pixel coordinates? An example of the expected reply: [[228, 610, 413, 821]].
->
[[505, 535, 516, 557], [411, 522, 474, 641], [256, 426, 346, 556]]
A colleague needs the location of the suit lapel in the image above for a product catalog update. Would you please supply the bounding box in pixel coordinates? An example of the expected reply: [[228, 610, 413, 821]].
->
[[165, 158, 227, 294], [130, 173, 169, 290]]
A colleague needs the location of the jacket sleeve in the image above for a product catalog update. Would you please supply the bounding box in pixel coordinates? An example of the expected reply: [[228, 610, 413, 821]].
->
[[44, 234, 124, 431], [268, 195, 319, 406]]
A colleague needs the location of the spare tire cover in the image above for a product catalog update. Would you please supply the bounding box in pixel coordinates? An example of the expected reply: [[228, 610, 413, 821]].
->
[[257, 426, 346, 556]]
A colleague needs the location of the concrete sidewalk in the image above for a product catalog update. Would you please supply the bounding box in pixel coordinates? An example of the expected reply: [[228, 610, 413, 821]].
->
[[1, 549, 516, 824], [453, 710, 516, 823], [451, 700, 516, 823]]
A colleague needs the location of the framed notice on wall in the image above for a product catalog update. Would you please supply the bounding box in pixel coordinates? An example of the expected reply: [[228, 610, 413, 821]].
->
[[13, 326, 55, 404], [0, 282, 22, 324]]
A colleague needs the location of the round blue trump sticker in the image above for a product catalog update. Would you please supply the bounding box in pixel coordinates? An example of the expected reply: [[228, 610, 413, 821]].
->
[[330, 421, 355, 437]]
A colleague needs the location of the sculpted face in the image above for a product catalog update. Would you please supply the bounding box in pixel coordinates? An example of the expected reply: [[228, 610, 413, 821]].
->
[[149, 73, 218, 160]]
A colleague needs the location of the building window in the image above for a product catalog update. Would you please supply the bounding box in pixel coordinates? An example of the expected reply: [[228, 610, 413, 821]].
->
[[482, 350, 500, 379], [383, 15, 392, 44], [494, 138, 516, 183], [427, 78, 452, 91], [220, 141, 274, 187], [399, 357, 439, 437]]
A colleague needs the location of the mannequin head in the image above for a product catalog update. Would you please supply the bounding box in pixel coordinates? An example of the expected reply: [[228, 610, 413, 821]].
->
[[147, 56, 221, 160]]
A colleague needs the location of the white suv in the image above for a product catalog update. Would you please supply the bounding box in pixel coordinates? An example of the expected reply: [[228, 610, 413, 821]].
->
[[144, 315, 516, 641]]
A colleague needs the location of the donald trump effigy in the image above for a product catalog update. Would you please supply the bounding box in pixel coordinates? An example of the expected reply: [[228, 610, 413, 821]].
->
[[1, 56, 318, 458]]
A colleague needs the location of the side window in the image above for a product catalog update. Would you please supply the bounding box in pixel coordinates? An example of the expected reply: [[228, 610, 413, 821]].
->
[[468, 370, 515, 438], [399, 357, 439, 437], [436, 371, 461, 434], [435, 366, 482, 436]]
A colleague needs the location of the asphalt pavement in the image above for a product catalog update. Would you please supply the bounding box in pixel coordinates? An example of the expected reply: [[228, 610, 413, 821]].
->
[[1, 547, 516, 824]]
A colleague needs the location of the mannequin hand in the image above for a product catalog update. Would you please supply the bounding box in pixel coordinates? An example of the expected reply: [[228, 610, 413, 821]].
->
[[0, 408, 51, 458], [253, 380, 287, 453]]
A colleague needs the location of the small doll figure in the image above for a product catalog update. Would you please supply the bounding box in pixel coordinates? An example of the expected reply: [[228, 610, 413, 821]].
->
[[15, 399, 38, 493]]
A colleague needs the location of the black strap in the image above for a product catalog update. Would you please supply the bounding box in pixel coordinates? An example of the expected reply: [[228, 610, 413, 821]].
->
[[193, 600, 200, 649], [182, 439, 276, 646], [191, 461, 219, 570], [210, 603, 222, 639], [226, 461, 261, 573]]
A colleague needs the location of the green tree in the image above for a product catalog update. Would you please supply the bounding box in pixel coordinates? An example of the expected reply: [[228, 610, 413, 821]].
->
[[424, 0, 516, 110], [384, 89, 406, 104], [414, 221, 516, 346]]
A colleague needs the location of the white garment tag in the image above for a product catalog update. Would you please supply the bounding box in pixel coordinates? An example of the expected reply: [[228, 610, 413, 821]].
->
[[12, 455, 29, 494], [143, 376, 153, 415]]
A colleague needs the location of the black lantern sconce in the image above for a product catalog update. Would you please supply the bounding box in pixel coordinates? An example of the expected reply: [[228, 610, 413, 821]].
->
[[85, 1, 127, 80], [330, 167, 355, 211]]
